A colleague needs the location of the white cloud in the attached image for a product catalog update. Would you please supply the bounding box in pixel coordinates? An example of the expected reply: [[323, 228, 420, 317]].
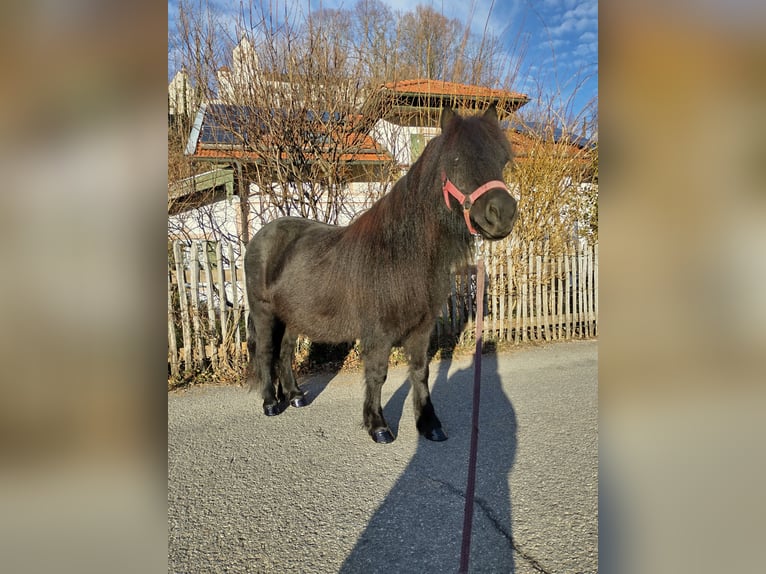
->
[[541, 0, 578, 8], [550, 16, 596, 38], [573, 42, 597, 58], [563, 1, 598, 20], [546, 0, 597, 38]]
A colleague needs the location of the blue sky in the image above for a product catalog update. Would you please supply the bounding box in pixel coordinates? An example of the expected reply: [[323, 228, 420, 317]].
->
[[389, 0, 599, 121], [169, 0, 597, 125]]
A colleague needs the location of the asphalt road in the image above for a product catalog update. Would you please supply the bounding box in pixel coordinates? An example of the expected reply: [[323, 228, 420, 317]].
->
[[168, 339, 598, 574]]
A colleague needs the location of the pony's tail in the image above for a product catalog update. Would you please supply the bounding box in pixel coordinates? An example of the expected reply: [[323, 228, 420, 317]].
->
[[245, 312, 258, 392]]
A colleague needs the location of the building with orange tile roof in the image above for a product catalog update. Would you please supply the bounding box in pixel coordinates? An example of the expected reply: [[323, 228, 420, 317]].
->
[[170, 38, 596, 243]]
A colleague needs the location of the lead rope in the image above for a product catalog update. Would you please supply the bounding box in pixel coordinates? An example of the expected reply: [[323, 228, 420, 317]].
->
[[458, 237, 486, 574]]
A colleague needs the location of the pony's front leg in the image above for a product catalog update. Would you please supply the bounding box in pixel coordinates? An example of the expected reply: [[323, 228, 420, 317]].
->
[[361, 343, 394, 443], [405, 327, 447, 441]]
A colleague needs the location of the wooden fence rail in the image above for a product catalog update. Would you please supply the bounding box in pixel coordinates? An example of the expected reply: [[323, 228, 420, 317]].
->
[[167, 240, 598, 379]]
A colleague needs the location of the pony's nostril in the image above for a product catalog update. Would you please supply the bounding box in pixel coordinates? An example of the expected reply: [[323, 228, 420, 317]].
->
[[487, 203, 500, 224]]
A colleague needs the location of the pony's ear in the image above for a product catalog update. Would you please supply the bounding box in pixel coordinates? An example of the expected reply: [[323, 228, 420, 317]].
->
[[483, 102, 498, 123], [440, 106, 457, 131]]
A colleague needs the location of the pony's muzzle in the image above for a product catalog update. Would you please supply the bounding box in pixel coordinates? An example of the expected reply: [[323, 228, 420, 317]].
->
[[475, 189, 518, 239]]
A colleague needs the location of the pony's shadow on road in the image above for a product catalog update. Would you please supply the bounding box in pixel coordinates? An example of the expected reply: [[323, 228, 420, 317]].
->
[[297, 342, 355, 406], [339, 340, 518, 573]]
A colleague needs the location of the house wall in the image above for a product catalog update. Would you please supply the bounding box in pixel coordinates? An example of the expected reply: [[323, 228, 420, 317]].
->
[[369, 119, 440, 167], [167, 180, 390, 244]]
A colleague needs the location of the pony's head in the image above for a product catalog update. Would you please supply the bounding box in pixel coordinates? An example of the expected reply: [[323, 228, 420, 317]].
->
[[438, 104, 518, 240]]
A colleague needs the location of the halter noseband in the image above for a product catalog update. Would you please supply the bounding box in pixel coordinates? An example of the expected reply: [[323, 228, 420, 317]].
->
[[441, 170, 512, 235]]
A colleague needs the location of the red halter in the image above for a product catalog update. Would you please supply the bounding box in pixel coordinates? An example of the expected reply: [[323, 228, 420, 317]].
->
[[441, 170, 512, 235]]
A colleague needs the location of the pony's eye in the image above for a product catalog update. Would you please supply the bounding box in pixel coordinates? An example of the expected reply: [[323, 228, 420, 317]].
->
[[453, 156, 460, 164]]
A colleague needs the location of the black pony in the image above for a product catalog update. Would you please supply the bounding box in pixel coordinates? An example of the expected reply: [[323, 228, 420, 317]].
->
[[244, 104, 518, 443]]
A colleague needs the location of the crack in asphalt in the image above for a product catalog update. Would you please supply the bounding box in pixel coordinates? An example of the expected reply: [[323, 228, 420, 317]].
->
[[424, 474, 553, 574]]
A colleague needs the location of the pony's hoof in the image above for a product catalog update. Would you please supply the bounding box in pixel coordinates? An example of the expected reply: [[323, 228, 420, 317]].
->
[[263, 402, 285, 416], [423, 427, 448, 442], [289, 395, 307, 408], [371, 428, 395, 444]]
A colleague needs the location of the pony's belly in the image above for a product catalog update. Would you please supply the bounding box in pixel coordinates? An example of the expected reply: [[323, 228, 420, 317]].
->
[[273, 292, 359, 344], [289, 318, 358, 345]]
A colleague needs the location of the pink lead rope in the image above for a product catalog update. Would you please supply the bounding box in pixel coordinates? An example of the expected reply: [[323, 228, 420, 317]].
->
[[440, 170, 502, 571]]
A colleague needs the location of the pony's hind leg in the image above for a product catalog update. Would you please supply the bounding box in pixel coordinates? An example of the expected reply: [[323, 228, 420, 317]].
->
[[361, 342, 394, 443], [245, 313, 260, 391], [250, 305, 285, 416], [277, 330, 306, 408], [404, 326, 447, 441]]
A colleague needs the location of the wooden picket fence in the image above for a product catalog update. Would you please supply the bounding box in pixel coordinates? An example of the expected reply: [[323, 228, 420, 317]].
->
[[167, 240, 597, 379]]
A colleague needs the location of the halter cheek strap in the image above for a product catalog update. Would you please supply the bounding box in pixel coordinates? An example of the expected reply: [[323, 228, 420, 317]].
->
[[441, 170, 510, 235]]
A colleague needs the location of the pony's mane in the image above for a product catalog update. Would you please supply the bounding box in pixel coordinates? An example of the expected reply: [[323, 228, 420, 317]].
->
[[340, 127, 471, 271]]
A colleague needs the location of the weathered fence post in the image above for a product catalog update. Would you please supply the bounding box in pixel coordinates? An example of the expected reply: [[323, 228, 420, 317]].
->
[[189, 242, 204, 365], [216, 241, 228, 366], [200, 243, 219, 369], [173, 242, 192, 371], [168, 269, 179, 378], [594, 244, 599, 336]]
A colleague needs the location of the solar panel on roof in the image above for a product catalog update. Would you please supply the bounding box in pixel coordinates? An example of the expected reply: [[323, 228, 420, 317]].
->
[[198, 104, 253, 145], [194, 104, 349, 147]]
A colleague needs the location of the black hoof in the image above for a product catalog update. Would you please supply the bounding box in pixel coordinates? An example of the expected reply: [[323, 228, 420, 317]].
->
[[371, 428, 395, 444], [289, 395, 307, 408], [263, 402, 285, 416], [423, 427, 448, 442]]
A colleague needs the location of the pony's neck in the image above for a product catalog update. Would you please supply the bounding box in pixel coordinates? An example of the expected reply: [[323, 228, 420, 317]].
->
[[398, 155, 474, 270]]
